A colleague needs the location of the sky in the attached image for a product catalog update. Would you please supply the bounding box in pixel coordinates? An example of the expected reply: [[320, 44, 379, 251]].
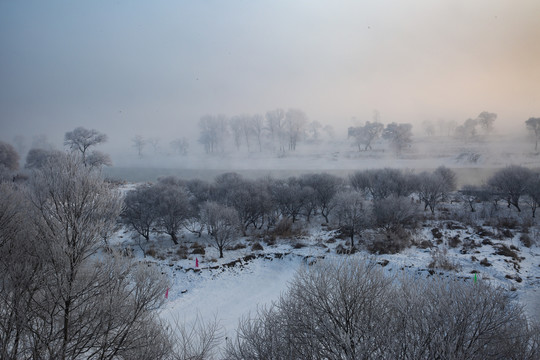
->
[[1, 0, 540, 154]]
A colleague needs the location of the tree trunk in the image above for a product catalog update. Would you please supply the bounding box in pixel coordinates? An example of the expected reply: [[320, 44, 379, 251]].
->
[[170, 232, 178, 245], [219, 247, 224, 258]]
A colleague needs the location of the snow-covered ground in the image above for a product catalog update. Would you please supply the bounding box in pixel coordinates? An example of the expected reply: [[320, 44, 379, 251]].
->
[[109, 217, 540, 353]]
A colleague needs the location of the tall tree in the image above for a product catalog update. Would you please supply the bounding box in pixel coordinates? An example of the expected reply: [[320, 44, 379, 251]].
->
[[525, 117, 540, 151]]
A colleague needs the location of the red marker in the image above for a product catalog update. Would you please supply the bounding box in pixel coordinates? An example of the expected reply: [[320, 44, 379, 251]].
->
[[165, 287, 169, 299], [196, 258, 199, 268]]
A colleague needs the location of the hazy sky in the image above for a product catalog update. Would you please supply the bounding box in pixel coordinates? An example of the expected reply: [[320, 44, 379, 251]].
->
[[1, 0, 540, 152]]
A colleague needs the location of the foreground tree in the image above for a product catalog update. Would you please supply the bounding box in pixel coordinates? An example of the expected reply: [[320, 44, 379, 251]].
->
[[0, 154, 171, 359], [526, 117, 540, 151], [226, 257, 539, 360]]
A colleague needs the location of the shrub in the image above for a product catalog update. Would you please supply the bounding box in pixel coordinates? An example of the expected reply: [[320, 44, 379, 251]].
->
[[145, 248, 157, 258], [251, 242, 264, 251], [191, 246, 206, 255], [480, 258, 492, 267], [520, 234, 533, 248], [495, 244, 519, 260], [367, 227, 412, 254], [448, 235, 461, 248], [428, 247, 460, 271]]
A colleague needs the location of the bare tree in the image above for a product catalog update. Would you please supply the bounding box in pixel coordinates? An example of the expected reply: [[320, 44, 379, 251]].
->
[[331, 191, 365, 249], [171, 137, 189, 155], [251, 114, 265, 152], [230, 116, 244, 151], [226, 257, 539, 360], [382, 122, 413, 155], [85, 150, 112, 167], [198, 114, 228, 154], [24, 148, 63, 169], [477, 111, 497, 134], [1, 154, 172, 360], [132, 135, 146, 158], [64, 127, 108, 165], [372, 195, 419, 230], [154, 182, 191, 244], [488, 165, 533, 212], [421, 120, 436, 136], [200, 202, 239, 258], [300, 173, 342, 223], [350, 168, 414, 200], [0, 141, 20, 171], [524, 172, 540, 217], [167, 313, 223, 360], [285, 108, 307, 151], [525, 117, 540, 151], [348, 121, 384, 151], [122, 184, 160, 241], [416, 166, 457, 214], [265, 108, 286, 152], [455, 118, 478, 142]]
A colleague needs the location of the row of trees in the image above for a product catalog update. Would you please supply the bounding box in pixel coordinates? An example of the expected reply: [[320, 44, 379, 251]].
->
[[122, 164, 539, 255], [198, 108, 334, 154], [225, 257, 539, 359]]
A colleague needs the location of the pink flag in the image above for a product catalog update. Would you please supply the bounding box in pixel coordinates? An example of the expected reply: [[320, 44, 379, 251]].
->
[[196, 258, 199, 268], [165, 287, 169, 299]]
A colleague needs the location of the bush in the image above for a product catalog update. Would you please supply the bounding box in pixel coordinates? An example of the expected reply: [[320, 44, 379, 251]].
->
[[520, 234, 533, 248], [428, 247, 460, 271], [251, 242, 264, 251], [367, 227, 412, 254], [145, 248, 157, 258], [448, 235, 461, 248], [480, 258, 492, 267], [225, 257, 539, 359], [191, 246, 206, 255]]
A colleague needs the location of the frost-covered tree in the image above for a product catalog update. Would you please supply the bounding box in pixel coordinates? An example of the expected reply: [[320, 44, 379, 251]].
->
[[382, 122, 413, 155], [226, 257, 539, 360], [350, 168, 414, 200], [416, 166, 457, 214], [265, 108, 287, 152], [200, 202, 239, 258], [300, 173, 342, 223], [525, 117, 540, 151], [198, 114, 228, 153], [0, 141, 19, 171], [24, 148, 63, 169], [488, 165, 533, 212], [64, 127, 108, 165], [132, 135, 146, 158], [154, 182, 191, 244], [477, 111, 497, 134], [122, 184, 160, 241], [348, 121, 384, 151], [332, 191, 365, 248], [285, 108, 307, 151]]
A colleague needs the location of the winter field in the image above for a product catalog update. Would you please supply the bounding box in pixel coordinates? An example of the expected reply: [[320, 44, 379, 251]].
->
[[105, 135, 540, 354]]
